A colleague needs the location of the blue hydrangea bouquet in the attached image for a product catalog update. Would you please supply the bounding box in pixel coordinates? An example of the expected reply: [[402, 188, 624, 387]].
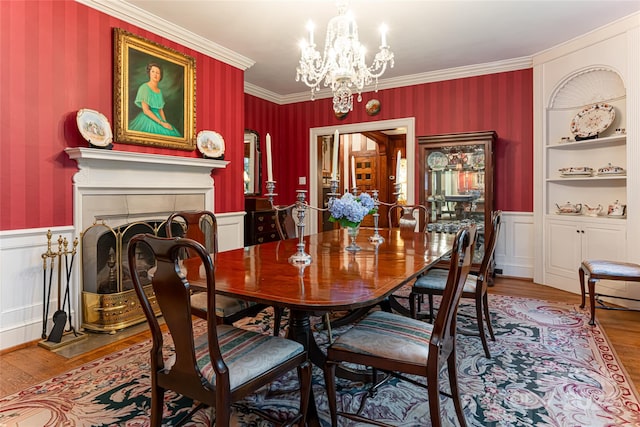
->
[[328, 192, 377, 228]]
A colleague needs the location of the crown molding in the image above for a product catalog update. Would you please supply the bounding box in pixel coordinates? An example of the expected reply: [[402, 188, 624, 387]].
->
[[246, 56, 533, 105], [76, 0, 255, 71]]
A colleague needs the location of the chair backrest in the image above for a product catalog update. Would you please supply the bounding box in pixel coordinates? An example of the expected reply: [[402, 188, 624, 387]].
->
[[476, 210, 502, 289], [429, 224, 477, 364], [387, 204, 428, 232], [275, 205, 298, 240], [166, 210, 218, 255], [128, 234, 224, 401]]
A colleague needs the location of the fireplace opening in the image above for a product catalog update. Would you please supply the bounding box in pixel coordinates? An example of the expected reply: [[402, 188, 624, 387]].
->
[[80, 219, 184, 332]]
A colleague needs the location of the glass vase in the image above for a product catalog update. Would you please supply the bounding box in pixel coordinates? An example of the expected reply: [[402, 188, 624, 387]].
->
[[345, 224, 361, 252]]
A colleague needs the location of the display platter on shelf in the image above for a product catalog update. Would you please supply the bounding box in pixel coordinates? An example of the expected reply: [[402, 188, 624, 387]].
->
[[570, 103, 615, 138], [196, 130, 225, 158], [76, 109, 113, 147], [427, 151, 448, 170]]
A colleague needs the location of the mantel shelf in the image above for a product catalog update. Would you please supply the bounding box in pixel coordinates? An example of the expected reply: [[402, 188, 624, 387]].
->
[[65, 147, 229, 170]]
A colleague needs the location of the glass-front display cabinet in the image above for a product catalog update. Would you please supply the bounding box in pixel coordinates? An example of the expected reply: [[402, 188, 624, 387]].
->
[[418, 131, 496, 265]]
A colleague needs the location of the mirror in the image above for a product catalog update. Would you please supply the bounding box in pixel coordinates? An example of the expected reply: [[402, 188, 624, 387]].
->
[[244, 129, 261, 195]]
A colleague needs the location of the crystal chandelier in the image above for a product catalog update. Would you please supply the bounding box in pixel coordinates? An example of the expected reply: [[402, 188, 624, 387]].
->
[[296, 1, 394, 114]]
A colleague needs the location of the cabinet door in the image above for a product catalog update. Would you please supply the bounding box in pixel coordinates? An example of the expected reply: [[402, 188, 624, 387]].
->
[[582, 223, 626, 261], [545, 220, 581, 278]]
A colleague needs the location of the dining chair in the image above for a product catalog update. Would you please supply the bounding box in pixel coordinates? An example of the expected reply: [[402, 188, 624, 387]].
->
[[128, 234, 311, 427], [385, 203, 429, 315], [323, 225, 476, 427], [165, 210, 266, 324], [410, 210, 502, 358]]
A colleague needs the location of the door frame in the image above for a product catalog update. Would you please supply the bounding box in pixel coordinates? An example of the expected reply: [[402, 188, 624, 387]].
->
[[308, 117, 416, 234]]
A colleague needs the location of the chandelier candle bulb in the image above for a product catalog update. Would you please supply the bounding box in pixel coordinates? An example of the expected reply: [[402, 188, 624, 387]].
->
[[332, 130, 339, 180], [351, 156, 356, 189], [266, 133, 273, 182], [306, 20, 314, 45], [380, 24, 387, 47]]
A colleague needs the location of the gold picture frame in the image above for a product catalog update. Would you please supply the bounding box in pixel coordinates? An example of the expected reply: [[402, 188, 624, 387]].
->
[[113, 28, 196, 150]]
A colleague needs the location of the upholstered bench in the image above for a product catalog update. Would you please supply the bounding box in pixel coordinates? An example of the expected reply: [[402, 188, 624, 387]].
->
[[578, 260, 640, 325]]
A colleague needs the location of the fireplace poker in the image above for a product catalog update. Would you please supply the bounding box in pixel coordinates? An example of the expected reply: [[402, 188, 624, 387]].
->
[[62, 237, 79, 336], [41, 230, 56, 339]]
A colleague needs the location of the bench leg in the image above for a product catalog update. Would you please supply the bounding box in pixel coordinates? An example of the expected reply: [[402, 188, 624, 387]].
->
[[578, 266, 586, 309], [587, 278, 597, 326]]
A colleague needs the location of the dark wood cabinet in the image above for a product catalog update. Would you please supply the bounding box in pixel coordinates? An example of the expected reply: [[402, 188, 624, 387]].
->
[[244, 197, 279, 246], [418, 131, 496, 266]]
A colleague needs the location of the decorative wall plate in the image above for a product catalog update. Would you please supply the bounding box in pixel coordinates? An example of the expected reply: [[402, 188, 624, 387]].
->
[[427, 151, 447, 170], [76, 109, 112, 147], [570, 103, 615, 138], [365, 99, 381, 116], [196, 130, 225, 158]]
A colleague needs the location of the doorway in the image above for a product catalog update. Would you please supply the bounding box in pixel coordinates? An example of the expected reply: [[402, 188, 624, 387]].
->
[[309, 117, 416, 234]]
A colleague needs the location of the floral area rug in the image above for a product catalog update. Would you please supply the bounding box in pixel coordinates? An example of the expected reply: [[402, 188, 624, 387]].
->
[[1, 294, 639, 426]]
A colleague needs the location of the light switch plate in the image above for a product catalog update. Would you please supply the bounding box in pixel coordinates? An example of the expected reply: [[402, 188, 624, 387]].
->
[[298, 176, 306, 185]]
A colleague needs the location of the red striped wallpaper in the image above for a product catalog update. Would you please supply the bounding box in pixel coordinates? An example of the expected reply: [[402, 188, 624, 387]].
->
[[0, 0, 533, 232], [0, 0, 244, 231], [246, 70, 533, 212]]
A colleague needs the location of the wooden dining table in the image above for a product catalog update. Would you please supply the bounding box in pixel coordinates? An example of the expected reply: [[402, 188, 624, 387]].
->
[[185, 226, 454, 425]]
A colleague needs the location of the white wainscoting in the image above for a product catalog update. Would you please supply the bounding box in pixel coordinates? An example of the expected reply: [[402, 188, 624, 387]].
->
[[0, 212, 245, 352], [0, 226, 75, 351], [494, 212, 535, 279]]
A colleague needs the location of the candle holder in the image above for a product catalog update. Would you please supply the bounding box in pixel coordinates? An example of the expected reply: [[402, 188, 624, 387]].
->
[[288, 190, 312, 265], [267, 180, 339, 266], [368, 189, 385, 243]]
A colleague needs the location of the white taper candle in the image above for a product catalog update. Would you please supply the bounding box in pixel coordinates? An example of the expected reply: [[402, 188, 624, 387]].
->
[[266, 133, 273, 182], [351, 156, 356, 189], [331, 130, 339, 180]]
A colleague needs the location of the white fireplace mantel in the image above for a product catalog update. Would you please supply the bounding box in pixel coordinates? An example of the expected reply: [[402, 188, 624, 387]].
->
[[64, 147, 228, 188], [65, 147, 228, 232]]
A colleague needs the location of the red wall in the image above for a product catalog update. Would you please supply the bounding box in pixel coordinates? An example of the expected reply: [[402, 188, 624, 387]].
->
[[0, 0, 245, 231], [0, 1, 533, 232], [246, 70, 533, 212]]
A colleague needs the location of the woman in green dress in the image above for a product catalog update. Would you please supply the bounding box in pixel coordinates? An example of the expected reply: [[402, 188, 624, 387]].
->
[[129, 63, 181, 137]]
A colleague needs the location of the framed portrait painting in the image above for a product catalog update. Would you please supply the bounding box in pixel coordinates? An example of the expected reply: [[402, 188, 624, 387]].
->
[[113, 28, 196, 150]]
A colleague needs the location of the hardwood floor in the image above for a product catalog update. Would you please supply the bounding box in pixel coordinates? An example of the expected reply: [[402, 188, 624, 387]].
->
[[1, 277, 639, 398]]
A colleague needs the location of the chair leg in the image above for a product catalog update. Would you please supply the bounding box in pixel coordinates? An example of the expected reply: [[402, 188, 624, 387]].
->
[[476, 296, 491, 359], [297, 361, 312, 423], [427, 355, 442, 427], [324, 313, 333, 343], [323, 360, 339, 427], [409, 292, 417, 319], [428, 293, 434, 323], [483, 293, 495, 341], [150, 386, 165, 427], [447, 348, 467, 427], [273, 307, 284, 336]]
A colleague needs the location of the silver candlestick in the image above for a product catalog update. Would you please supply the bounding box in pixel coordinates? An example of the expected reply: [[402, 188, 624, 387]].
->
[[288, 189, 312, 265], [368, 189, 384, 243]]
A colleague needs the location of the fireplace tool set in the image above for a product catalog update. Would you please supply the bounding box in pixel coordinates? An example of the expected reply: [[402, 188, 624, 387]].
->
[[40, 230, 82, 347]]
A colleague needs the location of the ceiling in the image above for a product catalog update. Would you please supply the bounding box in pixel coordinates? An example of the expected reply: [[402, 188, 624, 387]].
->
[[122, 1, 640, 100]]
